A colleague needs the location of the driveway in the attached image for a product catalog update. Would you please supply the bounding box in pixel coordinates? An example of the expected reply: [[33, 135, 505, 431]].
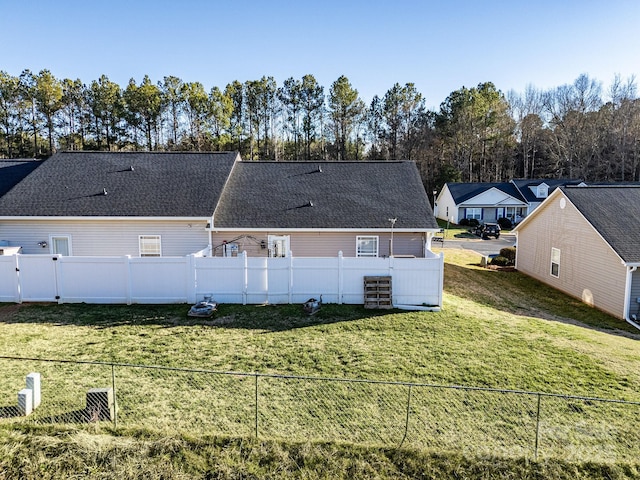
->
[[436, 233, 516, 257]]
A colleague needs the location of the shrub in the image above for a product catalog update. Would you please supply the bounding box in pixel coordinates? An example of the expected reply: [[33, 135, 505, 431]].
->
[[468, 218, 480, 227], [497, 217, 513, 229], [459, 218, 470, 226], [490, 256, 510, 266], [499, 247, 516, 264]]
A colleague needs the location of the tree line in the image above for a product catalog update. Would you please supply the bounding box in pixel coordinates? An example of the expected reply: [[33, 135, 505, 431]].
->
[[1, 69, 639, 192]]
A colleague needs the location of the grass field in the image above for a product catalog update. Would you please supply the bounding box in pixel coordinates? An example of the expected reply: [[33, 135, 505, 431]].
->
[[0, 248, 639, 479]]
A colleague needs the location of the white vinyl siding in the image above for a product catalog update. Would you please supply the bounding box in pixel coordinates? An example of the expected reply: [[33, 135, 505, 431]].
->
[[356, 236, 379, 257], [0, 219, 209, 256], [139, 235, 161, 257]]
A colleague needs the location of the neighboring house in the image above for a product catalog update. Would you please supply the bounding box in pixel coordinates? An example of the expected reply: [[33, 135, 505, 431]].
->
[[0, 152, 440, 258], [434, 179, 583, 225], [211, 161, 438, 258], [0, 151, 239, 256], [510, 178, 585, 216], [435, 182, 527, 225], [0, 159, 42, 197], [514, 185, 640, 330], [0, 159, 43, 254]]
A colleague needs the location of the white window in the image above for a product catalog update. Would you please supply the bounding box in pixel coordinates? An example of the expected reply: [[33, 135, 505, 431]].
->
[[550, 247, 560, 277], [536, 184, 549, 198], [50, 235, 71, 256], [356, 236, 379, 257], [268, 235, 290, 258], [466, 208, 482, 220], [139, 235, 161, 257]]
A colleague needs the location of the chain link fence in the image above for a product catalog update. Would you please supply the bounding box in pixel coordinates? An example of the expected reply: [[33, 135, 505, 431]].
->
[[1, 356, 638, 462]]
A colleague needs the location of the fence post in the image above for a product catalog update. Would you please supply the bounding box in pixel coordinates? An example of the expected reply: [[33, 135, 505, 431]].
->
[[125, 255, 132, 305], [243, 251, 248, 305], [338, 251, 343, 305], [187, 254, 197, 304], [288, 254, 293, 304], [399, 384, 412, 448], [111, 363, 118, 429], [534, 393, 541, 460], [254, 374, 259, 438], [13, 254, 22, 303]]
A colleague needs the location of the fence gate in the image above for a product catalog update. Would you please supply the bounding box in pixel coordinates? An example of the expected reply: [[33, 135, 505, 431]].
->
[[16, 255, 59, 302]]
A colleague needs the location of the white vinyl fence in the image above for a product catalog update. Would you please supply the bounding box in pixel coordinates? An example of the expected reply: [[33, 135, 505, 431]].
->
[[0, 251, 443, 307]]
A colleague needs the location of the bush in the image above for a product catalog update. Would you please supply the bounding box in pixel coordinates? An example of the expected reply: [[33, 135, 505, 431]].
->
[[497, 217, 513, 229], [490, 256, 510, 266], [468, 218, 480, 227], [499, 247, 516, 264], [459, 218, 470, 226]]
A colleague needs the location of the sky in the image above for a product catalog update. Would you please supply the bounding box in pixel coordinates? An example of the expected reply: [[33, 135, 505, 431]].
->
[[1, 0, 639, 109]]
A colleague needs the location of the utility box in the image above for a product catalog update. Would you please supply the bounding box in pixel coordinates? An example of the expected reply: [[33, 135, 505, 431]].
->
[[86, 388, 115, 421], [26, 372, 41, 409], [18, 388, 33, 416]]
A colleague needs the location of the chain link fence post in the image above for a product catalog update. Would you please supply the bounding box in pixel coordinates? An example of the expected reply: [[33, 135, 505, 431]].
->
[[534, 393, 541, 460], [254, 373, 259, 439], [111, 363, 118, 429], [398, 384, 412, 448]]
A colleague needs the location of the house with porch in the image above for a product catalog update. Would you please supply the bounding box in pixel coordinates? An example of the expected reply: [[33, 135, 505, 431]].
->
[[434, 179, 583, 225]]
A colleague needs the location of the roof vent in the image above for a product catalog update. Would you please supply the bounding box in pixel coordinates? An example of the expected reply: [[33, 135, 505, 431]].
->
[[103, 187, 108, 196], [129, 165, 134, 171]]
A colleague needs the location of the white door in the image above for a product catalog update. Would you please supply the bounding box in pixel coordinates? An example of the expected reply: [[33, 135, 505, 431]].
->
[[268, 235, 290, 257]]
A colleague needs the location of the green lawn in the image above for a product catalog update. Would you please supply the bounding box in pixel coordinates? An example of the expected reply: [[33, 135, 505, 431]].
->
[[0, 248, 639, 479], [1, 249, 637, 397]]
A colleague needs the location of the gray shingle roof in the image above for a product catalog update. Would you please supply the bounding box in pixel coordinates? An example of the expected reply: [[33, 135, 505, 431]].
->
[[0, 151, 239, 217], [214, 161, 437, 229], [447, 182, 526, 204], [562, 185, 640, 263], [0, 159, 42, 198], [512, 178, 583, 203]]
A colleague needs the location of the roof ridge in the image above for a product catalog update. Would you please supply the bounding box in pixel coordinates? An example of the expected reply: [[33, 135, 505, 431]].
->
[[56, 150, 237, 155]]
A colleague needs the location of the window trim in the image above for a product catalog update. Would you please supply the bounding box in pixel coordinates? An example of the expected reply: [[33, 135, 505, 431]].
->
[[550, 247, 560, 278], [466, 207, 482, 220], [49, 235, 72, 256], [267, 234, 290, 258], [356, 235, 379, 258], [536, 184, 549, 198], [139, 235, 162, 257]]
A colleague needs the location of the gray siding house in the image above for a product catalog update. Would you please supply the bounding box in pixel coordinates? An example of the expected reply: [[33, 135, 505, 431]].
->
[[0, 152, 440, 259]]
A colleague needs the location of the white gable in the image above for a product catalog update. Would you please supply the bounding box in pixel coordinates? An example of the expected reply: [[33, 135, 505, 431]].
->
[[530, 183, 549, 199], [461, 187, 526, 206]]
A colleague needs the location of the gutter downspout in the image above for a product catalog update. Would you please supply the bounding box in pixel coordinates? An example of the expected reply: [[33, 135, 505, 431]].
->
[[623, 265, 640, 331]]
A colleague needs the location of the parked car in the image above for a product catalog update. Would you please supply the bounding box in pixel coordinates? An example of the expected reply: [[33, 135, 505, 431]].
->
[[473, 223, 501, 239]]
